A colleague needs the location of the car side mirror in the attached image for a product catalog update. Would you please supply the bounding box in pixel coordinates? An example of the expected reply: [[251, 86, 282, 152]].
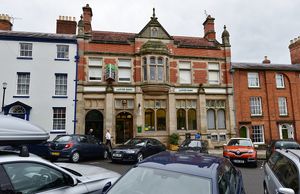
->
[[102, 181, 112, 193], [223, 144, 227, 147], [278, 188, 295, 194], [65, 174, 78, 186]]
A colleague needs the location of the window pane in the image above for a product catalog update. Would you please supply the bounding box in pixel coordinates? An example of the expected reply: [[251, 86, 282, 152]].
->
[[276, 74, 285, 88], [150, 65, 156, 80], [158, 66, 164, 81], [248, 73, 259, 87], [53, 107, 66, 130], [17, 73, 30, 95], [145, 109, 155, 131], [208, 63, 219, 70], [177, 109, 186, 130], [150, 57, 155, 65], [118, 59, 131, 67], [207, 109, 215, 129], [278, 97, 287, 116], [157, 109, 166, 131], [89, 66, 102, 81], [20, 43, 33, 57], [179, 62, 191, 69], [89, 58, 103, 66], [250, 97, 262, 115], [57, 45, 69, 59], [188, 109, 197, 130], [118, 68, 131, 82], [55, 74, 67, 95], [179, 70, 191, 84], [158, 57, 163, 64], [209, 71, 219, 84], [252, 125, 264, 143], [217, 109, 226, 129]]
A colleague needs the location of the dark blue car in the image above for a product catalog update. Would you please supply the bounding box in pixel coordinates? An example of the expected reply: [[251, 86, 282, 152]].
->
[[105, 151, 245, 194], [48, 134, 109, 162]]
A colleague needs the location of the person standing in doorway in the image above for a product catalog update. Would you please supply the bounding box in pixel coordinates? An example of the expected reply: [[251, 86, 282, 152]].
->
[[87, 128, 94, 136], [105, 129, 112, 150]]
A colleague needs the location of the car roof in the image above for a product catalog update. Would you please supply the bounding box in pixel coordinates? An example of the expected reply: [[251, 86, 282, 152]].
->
[[276, 149, 300, 163], [0, 150, 48, 163], [229, 138, 251, 140], [138, 151, 223, 178]]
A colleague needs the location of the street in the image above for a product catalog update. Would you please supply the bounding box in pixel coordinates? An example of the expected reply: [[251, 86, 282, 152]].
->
[[82, 159, 265, 194]]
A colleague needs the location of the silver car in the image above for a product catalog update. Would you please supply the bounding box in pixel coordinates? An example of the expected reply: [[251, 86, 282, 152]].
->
[[263, 149, 300, 194], [0, 150, 120, 194]]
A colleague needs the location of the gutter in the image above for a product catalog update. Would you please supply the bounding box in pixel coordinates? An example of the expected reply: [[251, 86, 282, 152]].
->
[[73, 42, 79, 134]]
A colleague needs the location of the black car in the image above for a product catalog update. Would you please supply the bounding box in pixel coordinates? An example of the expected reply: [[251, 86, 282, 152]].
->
[[105, 151, 246, 194], [266, 139, 300, 160], [111, 138, 166, 163], [49, 134, 109, 162], [178, 139, 208, 154]]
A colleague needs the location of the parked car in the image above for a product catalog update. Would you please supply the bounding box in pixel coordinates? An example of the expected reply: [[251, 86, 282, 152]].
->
[[266, 139, 300, 160], [178, 139, 208, 153], [105, 151, 246, 194], [264, 149, 300, 194], [111, 138, 166, 163], [49, 134, 109, 163], [27, 141, 51, 159], [223, 138, 257, 167]]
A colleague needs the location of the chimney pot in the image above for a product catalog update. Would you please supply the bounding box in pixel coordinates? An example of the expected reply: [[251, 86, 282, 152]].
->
[[0, 13, 12, 30]]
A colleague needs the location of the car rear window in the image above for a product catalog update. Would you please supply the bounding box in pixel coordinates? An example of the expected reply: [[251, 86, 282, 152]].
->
[[274, 141, 300, 149], [53, 136, 73, 142]]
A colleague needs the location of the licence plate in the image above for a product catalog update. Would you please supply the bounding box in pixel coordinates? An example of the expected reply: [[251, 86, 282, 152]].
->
[[51, 152, 60, 156], [233, 159, 244, 163], [113, 153, 122, 157]]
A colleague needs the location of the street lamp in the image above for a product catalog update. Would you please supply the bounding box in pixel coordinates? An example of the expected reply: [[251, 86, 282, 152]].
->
[[2, 82, 7, 112]]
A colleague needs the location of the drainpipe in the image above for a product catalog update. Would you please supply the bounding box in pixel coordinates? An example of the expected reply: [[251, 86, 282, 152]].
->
[[73, 42, 79, 134]]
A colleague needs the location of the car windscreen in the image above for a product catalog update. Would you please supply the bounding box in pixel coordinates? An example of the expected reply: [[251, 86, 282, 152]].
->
[[275, 141, 300, 149], [228, 139, 252, 146], [106, 166, 212, 194], [53, 135, 73, 142], [181, 140, 202, 148], [124, 139, 146, 147]]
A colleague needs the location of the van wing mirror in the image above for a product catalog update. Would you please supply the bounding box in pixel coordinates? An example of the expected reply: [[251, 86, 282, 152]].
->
[[102, 181, 112, 193], [278, 187, 295, 194]]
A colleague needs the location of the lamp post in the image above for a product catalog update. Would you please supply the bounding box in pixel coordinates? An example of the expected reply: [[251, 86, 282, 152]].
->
[[2, 82, 7, 112]]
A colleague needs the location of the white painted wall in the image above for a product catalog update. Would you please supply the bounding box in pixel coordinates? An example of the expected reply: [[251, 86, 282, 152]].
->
[[0, 37, 77, 140]]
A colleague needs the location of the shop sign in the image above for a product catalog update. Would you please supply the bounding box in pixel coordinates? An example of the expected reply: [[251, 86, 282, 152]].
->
[[175, 88, 198, 93]]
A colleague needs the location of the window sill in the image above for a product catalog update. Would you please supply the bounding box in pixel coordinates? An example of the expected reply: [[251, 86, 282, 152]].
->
[[50, 130, 66, 134], [279, 114, 289, 117], [248, 86, 261, 89], [17, 57, 33, 60], [276, 87, 285, 89], [13, 95, 30, 98], [251, 115, 263, 117], [55, 58, 70, 61], [52, 96, 68, 98]]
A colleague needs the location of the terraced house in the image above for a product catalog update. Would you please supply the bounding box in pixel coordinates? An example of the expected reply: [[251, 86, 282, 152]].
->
[[75, 4, 234, 147]]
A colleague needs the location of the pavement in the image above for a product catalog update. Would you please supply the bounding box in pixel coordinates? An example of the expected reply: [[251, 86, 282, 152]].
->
[[208, 149, 266, 160]]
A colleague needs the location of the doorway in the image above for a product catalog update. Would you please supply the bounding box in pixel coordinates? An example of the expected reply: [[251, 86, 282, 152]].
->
[[85, 110, 104, 141], [116, 112, 133, 144], [279, 124, 294, 139], [239, 126, 248, 138]]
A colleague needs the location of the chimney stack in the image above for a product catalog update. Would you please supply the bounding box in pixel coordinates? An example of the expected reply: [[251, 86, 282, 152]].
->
[[82, 4, 93, 33], [56, 16, 77, 34], [0, 14, 12, 31], [289, 36, 300, 64], [203, 15, 216, 41], [262, 56, 271, 64]]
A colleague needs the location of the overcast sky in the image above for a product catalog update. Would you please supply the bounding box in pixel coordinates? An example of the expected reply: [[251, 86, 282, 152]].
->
[[1, 0, 299, 64]]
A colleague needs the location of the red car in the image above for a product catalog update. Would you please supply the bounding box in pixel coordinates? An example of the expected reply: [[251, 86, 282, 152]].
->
[[223, 138, 257, 167]]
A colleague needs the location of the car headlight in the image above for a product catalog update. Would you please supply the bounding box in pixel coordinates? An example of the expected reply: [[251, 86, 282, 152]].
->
[[125, 149, 137, 154]]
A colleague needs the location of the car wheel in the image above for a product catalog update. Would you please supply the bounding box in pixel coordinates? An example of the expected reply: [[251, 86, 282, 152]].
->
[[137, 153, 143, 163], [263, 183, 268, 194], [70, 151, 80, 163], [251, 161, 257, 168], [103, 150, 108, 159]]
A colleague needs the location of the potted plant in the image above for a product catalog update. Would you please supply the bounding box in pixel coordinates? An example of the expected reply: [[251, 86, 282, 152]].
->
[[168, 133, 180, 151]]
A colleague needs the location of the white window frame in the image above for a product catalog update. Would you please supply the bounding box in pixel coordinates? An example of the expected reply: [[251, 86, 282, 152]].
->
[[252, 125, 265, 144], [55, 74, 67, 96], [88, 58, 103, 82], [208, 63, 220, 84], [248, 72, 260, 88], [250, 97, 262, 116], [278, 97, 288, 116], [56, 45, 69, 59], [19, 43, 32, 58], [118, 59, 132, 83], [179, 61, 191, 84], [276, 74, 285, 88], [52, 107, 66, 131], [16, 72, 30, 95]]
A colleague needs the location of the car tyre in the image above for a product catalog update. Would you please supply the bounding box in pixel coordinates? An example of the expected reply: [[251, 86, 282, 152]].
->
[[137, 153, 143, 163], [70, 151, 80, 163], [103, 150, 108, 159]]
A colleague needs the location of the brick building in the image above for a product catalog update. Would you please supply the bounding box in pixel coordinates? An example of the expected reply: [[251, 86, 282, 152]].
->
[[232, 57, 300, 144], [75, 4, 234, 147]]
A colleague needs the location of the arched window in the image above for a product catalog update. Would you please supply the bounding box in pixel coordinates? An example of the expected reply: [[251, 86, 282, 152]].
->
[[143, 57, 147, 80], [188, 109, 197, 130], [207, 109, 215, 129], [145, 109, 155, 131], [156, 109, 166, 131], [177, 109, 186, 130], [217, 109, 226, 129]]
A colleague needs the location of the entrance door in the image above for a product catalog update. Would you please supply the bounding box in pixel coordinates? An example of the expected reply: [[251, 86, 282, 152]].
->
[[279, 124, 294, 139], [85, 110, 104, 142], [116, 112, 133, 144], [239, 126, 248, 138]]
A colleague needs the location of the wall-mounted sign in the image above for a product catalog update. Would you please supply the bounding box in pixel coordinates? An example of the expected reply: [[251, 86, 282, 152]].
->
[[114, 87, 135, 93], [105, 64, 117, 81], [174, 88, 198, 93]]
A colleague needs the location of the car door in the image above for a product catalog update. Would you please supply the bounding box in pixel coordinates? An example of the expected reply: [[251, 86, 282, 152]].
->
[[2, 162, 88, 194], [0, 165, 14, 193], [77, 135, 91, 158], [87, 135, 103, 158], [265, 152, 285, 193]]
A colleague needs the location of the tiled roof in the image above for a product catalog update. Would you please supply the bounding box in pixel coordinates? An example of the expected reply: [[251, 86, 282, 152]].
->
[[232, 62, 300, 71], [91, 31, 219, 48], [0, 30, 76, 42], [173, 36, 219, 48]]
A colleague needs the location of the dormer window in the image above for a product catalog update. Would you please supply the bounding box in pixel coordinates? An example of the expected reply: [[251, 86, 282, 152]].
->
[[151, 27, 158, 37]]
